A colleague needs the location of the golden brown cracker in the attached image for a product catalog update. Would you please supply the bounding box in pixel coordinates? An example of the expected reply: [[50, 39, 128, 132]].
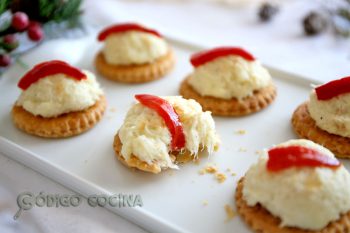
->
[[113, 134, 200, 174], [12, 95, 106, 138], [95, 49, 175, 83], [235, 178, 350, 233], [292, 102, 350, 158], [179, 77, 277, 116]]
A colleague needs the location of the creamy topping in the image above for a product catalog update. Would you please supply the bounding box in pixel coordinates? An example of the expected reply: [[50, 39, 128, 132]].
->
[[102, 31, 168, 65], [308, 90, 350, 138], [16, 70, 103, 118], [243, 139, 350, 230], [187, 55, 271, 100], [118, 96, 220, 169]]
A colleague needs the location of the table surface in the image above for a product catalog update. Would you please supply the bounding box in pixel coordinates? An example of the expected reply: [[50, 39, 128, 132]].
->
[[1, 0, 349, 232]]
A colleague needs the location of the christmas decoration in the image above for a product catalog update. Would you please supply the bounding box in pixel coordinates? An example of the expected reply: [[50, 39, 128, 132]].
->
[[258, 1, 350, 37], [0, 0, 83, 70]]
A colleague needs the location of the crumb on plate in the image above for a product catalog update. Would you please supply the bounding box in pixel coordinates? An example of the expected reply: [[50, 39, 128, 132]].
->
[[199, 169, 206, 175], [205, 165, 218, 173], [215, 173, 227, 183], [235, 129, 246, 135], [199, 165, 218, 175], [224, 204, 236, 222], [255, 150, 264, 155]]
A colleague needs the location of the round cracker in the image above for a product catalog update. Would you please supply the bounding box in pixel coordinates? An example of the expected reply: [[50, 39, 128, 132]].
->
[[179, 77, 277, 116], [12, 95, 106, 138], [95, 49, 175, 83], [235, 178, 350, 233], [292, 102, 350, 158], [113, 134, 201, 174]]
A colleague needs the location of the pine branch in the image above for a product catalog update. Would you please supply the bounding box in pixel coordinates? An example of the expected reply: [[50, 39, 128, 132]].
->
[[338, 8, 350, 21], [0, 0, 10, 15], [38, 0, 82, 23], [53, 0, 82, 22], [38, 0, 58, 20]]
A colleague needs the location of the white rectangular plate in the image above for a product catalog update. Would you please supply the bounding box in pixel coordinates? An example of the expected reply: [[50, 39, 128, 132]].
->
[[0, 34, 349, 233]]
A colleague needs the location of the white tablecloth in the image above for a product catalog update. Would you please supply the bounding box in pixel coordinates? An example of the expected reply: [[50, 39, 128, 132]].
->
[[1, 0, 349, 232]]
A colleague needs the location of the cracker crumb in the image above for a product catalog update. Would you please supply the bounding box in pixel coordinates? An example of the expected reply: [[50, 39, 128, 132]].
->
[[199, 165, 218, 175], [224, 204, 236, 222], [255, 150, 264, 155], [110, 107, 117, 113], [205, 165, 218, 173], [199, 165, 230, 183], [198, 169, 206, 175], [235, 129, 246, 135], [202, 200, 208, 206], [225, 168, 236, 176], [238, 147, 247, 152], [215, 173, 227, 183]]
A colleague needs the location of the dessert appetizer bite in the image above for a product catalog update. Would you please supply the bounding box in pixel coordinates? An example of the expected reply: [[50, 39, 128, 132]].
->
[[113, 94, 220, 174], [292, 76, 350, 158], [95, 23, 175, 83], [236, 139, 350, 233], [179, 47, 276, 116], [12, 60, 106, 138]]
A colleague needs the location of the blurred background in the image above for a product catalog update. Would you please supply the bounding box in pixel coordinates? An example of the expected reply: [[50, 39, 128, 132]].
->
[[1, 0, 349, 81], [84, 0, 350, 81]]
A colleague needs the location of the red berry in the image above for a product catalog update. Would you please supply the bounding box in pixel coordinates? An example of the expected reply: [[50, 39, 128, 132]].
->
[[4, 34, 17, 44], [3, 34, 19, 51], [0, 54, 11, 67], [11, 12, 29, 31], [27, 25, 44, 41]]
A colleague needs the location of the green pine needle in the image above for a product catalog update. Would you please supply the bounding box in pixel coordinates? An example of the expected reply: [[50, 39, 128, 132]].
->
[[0, 0, 10, 15], [38, 0, 82, 23]]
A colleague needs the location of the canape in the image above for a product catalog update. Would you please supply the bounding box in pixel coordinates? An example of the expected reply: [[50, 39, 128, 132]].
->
[[292, 76, 350, 158], [12, 60, 106, 138], [95, 23, 175, 83], [236, 139, 350, 233], [113, 94, 220, 174], [180, 46, 276, 116]]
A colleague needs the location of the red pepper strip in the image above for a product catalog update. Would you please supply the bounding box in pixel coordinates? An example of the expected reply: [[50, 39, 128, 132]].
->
[[18, 60, 87, 90], [267, 146, 340, 172], [135, 94, 186, 151], [190, 47, 255, 67], [315, 76, 350, 100], [98, 23, 162, 41]]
